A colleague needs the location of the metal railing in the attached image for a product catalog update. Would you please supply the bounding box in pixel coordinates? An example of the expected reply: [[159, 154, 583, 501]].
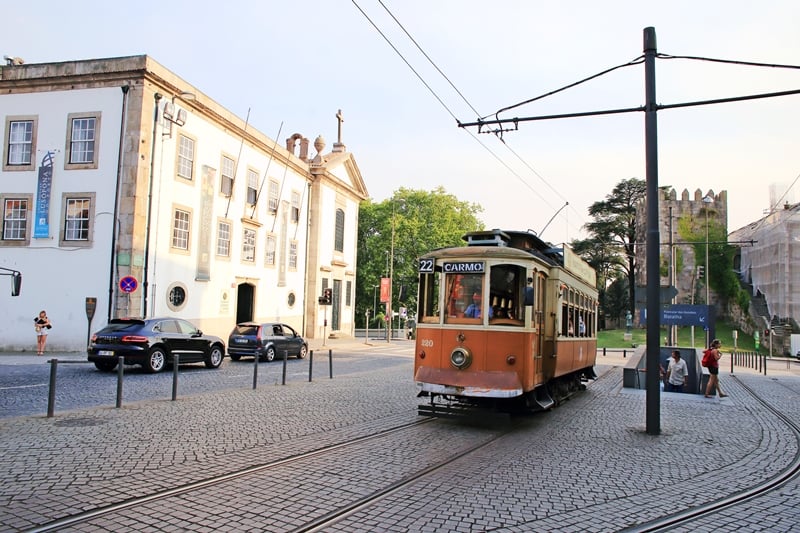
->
[[45, 349, 335, 418]]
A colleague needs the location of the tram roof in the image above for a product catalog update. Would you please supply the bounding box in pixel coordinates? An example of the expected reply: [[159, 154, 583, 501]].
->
[[419, 229, 596, 287]]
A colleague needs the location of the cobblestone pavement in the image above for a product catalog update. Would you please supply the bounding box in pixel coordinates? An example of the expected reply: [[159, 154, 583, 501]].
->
[[1, 342, 799, 532]]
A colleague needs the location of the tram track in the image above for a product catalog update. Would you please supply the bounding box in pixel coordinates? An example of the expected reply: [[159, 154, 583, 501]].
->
[[26, 417, 437, 533], [22, 364, 787, 532], [624, 374, 800, 532], [293, 427, 516, 533], [25, 414, 521, 533]]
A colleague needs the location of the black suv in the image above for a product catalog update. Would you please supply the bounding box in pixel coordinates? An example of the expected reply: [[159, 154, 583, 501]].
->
[[228, 322, 308, 362], [88, 317, 226, 373]]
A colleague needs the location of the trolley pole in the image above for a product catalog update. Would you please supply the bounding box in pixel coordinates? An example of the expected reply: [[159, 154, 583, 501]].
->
[[644, 26, 661, 436]]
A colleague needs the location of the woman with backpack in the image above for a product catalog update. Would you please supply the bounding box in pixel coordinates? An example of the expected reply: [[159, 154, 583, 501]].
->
[[704, 338, 728, 398]]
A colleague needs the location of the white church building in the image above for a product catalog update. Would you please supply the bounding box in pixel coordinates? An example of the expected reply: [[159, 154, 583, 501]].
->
[[0, 55, 368, 352]]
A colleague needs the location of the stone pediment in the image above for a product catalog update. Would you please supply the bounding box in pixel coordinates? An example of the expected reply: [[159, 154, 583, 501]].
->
[[311, 149, 368, 200]]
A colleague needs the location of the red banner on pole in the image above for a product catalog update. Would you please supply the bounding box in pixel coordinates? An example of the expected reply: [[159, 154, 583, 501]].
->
[[380, 277, 391, 303]]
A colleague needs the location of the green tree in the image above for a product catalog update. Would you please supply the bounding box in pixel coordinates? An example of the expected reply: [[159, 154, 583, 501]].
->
[[356, 187, 484, 327], [583, 178, 646, 321], [677, 210, 745, 308], [603, 273, 630, 327]]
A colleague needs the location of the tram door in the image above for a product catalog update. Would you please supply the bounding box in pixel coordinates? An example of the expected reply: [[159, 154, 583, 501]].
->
[[534, 273, 546, 384]]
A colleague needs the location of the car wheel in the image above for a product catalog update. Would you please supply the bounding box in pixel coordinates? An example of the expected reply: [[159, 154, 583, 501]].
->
[[297, 344, 308, 359], [205, 345, 224, 369], [145, 346, 167, 373], [263, 346, 276, 362], [229, 353, 241, 361], [94, 361, 117, 372]]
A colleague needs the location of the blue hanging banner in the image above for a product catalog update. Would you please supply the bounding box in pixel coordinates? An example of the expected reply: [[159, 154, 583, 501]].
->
[[33, 151, 55, 238]]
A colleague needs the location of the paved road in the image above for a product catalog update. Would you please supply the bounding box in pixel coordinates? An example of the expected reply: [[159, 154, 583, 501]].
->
[[2, 343, 800, 532], [0, 340, 414, 419]]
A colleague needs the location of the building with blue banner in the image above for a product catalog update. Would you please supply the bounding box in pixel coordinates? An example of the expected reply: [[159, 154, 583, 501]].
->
[[0, 56, 368, 351]]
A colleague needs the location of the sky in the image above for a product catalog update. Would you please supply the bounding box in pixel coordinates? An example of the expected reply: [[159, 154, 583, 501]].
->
[[5, 1, 799, 246]]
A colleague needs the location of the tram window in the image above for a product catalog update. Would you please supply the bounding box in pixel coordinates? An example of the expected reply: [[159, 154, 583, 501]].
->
[[534, 274, 545, 328], [418, 272, 440, 323], [444, 273, 483, 323], [489, 265, 525, 326], [562, 290, 575, 337]]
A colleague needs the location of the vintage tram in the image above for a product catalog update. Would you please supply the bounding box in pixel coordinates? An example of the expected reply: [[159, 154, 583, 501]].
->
[[414, 229, 598, 415]]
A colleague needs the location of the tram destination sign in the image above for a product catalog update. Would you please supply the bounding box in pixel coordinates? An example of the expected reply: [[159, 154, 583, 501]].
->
[[441, 261, 484, 274]]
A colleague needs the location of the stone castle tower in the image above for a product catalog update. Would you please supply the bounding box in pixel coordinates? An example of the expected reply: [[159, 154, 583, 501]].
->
[[635, 188, 728, 307]]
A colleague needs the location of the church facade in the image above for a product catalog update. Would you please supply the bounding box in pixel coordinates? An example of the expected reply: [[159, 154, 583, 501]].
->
[[0, 55, 367, 351]]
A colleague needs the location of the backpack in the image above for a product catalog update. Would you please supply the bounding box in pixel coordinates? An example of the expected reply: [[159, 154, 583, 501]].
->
[[701, 349, 714, 368]]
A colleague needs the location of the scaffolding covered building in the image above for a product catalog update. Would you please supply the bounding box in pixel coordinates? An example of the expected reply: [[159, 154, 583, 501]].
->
[[730, 201, 800, 353]]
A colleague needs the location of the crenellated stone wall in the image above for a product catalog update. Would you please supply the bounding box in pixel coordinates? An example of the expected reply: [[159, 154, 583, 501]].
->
[[635, 188, 728, 310]]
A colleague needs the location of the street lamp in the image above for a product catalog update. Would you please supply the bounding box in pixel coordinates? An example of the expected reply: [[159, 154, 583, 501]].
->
[[703, 194, 713, 348], [373, 285, 379, 319]]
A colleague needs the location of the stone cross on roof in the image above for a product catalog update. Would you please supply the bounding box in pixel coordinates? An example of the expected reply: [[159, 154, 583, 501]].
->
[[336, 109, 344, 144]]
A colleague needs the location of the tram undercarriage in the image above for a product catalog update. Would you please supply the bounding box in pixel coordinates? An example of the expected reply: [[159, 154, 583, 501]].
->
[[418, 367, 596, 418]]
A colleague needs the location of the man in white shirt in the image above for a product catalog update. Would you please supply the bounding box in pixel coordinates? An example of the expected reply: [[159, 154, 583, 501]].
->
[[666, 350, 689, 393]]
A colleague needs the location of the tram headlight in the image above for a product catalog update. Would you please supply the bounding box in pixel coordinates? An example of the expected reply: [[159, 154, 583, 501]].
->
[[450, 347, 472, 370], [506, 355, 516, 365]]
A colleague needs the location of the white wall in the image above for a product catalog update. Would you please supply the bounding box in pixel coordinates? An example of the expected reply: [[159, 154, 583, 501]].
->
[[0, 87, 123, 351], [141, 99, 311, 339]]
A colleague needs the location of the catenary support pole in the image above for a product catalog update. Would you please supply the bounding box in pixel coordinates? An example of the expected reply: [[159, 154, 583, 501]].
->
[[644, 26, 661, 435]]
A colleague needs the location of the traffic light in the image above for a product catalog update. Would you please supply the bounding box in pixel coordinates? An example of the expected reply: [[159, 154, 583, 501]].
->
[[11, 272, 21, 297], [697, 265, 704, 279], [322, 288, 332, 305]]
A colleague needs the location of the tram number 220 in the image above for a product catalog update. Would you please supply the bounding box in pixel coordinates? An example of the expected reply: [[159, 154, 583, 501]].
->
[[420, 339, 434, 348]]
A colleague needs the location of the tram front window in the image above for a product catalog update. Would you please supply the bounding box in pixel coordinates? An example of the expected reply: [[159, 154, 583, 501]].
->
[[489, 264, 525, 326], [444, 273, 483, 323]]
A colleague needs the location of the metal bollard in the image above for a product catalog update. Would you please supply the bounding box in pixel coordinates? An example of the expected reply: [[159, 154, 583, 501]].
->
[[47, 359, 58, 418], [281, 350, 288, 385], [603, 347, 606, 356], [253, 353, 259, 390], [308, 350, 314, 382], [172, 354, 179, 401], [623, 350, 626, 359], [116, 356, 124, 408], [328, 349, 333, 379]]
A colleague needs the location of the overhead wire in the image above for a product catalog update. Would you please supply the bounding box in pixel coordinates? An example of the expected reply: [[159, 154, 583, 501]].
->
[[359, 0, 584, 235], [375, 0, 579, 221], [657, 52, 800, 237], [656, 53, 800, 70], [484, 55, 645, 120], [349, 0, 459, 124], [744, 170, 800, 237], [472, 50, 800, 238]]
